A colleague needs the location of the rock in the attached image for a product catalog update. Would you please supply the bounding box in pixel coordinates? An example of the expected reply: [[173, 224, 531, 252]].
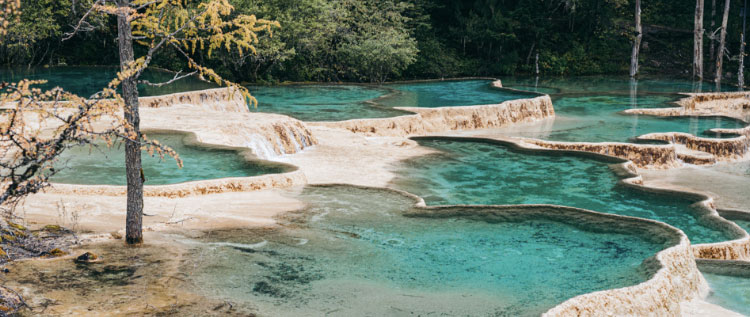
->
[[6, 222, 25, 231], [0, 285, 23, 314], [45, 248, 67, 258], [110, 231, 123, 240], [75, 252, 101, 264], [42, 225, 63, 232]]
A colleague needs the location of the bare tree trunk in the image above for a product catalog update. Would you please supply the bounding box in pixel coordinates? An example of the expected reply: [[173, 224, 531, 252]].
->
[[630, 0, 643, 78], [715, 0, 731, 84], [116, 0, 144, 245], [710, 0, 717, 71], [694, 0, 705, 80], [535, 52, 540, 76], [740, 0, 748, 90]]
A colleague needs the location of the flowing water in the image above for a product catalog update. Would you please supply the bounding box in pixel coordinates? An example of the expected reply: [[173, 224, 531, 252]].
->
[[184, 185, 667, 316], [390, 138, 735, 244], [50, 133, 289, 185]]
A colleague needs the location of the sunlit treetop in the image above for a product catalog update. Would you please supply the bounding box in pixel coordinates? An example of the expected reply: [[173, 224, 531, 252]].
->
[[70, 0, 279, 107], [0, 0, 21, 36]]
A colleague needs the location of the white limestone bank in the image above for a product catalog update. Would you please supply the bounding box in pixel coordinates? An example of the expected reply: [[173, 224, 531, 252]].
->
[[316, 95, 555, 137], [139, 88, 317, 160], [8, 84, 746, 316], [623, 91, 750, 162]]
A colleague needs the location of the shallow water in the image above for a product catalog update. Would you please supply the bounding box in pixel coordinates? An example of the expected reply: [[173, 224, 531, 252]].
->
[[247, 80, 535, 121], [732, 220, 750, 234], [500, 76, 748, 142], [502, 76, 729, 95], [378, 80, 537, 108], [248, 84, 409, 121], [704, 272, 750, 316], [50, 133, 288, 185], [390, 138, 734, 244], [186, 185, 664, 316], [0, 66, 215, 97]]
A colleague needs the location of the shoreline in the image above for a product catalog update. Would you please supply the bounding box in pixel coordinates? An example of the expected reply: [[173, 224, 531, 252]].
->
[[5, 79, 750, 315]]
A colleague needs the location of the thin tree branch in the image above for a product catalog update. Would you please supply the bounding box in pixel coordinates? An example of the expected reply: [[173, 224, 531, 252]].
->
[[137, 70, 197, 87]]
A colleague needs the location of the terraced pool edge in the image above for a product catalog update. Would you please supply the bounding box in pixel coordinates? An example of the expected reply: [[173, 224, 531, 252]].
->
[[410, 135, 750, 262], [315, 80, 555, 137], [309, 184, 707, 316], [621, 91, 750, 160], [46, 129, 307, 198], [14, 81, 750, 315]]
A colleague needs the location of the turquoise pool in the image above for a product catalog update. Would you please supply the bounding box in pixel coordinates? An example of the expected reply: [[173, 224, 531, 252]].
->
[[378, 79, 537, 108], [704, 272, 750, 316], [248, 84, 409, 121], [390, 138, 735, 244], [50, 133, 289, 185], [500, 76, 747, 142], [246, 79, 535, 121], [503, 76, 729, 95], [186, 185, 666, 316], [0, 66, 215, 97], [731, 220, 750, 233]]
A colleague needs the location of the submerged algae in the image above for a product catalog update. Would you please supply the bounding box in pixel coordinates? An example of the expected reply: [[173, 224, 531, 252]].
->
[[390, 138, 736, 244], [184, 185, 668, 317]]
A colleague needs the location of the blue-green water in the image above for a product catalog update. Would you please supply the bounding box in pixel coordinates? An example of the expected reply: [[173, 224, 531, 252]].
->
[[503, 76, 729, 95], [187, 185, 665, 316], [378, 80, 537, 108], [500, 76, 747, 142], [390, 138, 735, 244], [248, 85, 409, 121], [704, 272, 750, 316], [732, 220, 750, 234], [246, 80, 535, 121], [0, 66, 215, 97], [50, 133, 288, 185]]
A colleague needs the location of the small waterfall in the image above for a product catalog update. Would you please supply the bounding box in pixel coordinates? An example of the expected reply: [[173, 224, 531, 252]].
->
[[285, 126, 303, 153], [245, 134, 279, 160]]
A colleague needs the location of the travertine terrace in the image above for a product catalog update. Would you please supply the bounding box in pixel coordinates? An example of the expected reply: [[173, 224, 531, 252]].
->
[[10, 81, 750, 316]]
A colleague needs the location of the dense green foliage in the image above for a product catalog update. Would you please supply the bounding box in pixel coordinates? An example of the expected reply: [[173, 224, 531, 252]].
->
[[1, 0, 748, 82]]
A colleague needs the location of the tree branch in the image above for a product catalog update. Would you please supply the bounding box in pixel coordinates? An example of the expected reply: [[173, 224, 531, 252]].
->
[[137, 70, 197, 87], [63, 0, 108, 41]]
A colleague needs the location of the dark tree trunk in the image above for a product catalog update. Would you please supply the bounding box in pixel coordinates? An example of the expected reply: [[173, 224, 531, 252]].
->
[[630, 0, 643, 78], [695, 0, 705, 79], [710, 0, 717, 70], [740, 0, 748, 89], [116, 0, 144, 245], [715, 0, 731, 84]]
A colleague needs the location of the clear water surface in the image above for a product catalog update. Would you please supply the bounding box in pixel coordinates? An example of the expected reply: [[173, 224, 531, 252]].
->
[[731, 220, 750, 234], [186, 185, 666, 316], [390, 138, 735, 244], [0, 66, 216, 97], [247, 84, 409, 121], [378, 79, 538, 108], [500, 76, 747, 142], [704, 272, 750, 316], [50, 133, 288, 185]]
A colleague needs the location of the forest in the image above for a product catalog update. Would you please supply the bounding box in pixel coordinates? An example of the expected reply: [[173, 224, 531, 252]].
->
[[0, 0, 748, 83]]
